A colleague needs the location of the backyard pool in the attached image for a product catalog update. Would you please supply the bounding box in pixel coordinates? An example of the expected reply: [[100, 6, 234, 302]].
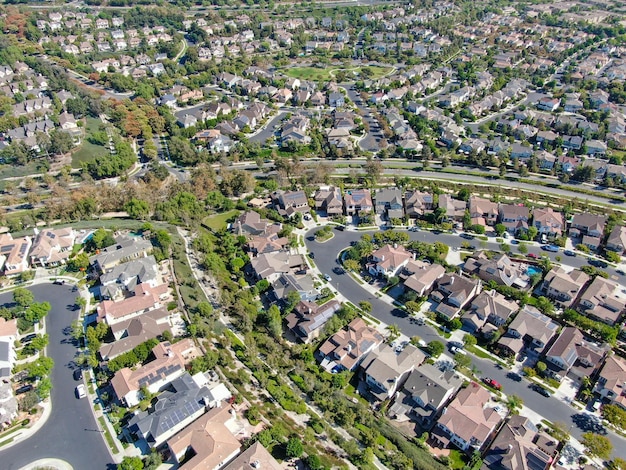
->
[[526, 265, 542, 277]]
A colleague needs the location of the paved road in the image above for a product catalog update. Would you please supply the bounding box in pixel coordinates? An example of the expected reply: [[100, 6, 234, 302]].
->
[[305, 228, 626, 459], [0, 284, 114, 470], [249, 111, 287, 145]]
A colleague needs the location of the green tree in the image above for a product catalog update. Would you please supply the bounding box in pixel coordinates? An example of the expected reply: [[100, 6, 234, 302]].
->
[[30, 334, 49, 351], [359, 301, 372, 314], [24, 302, 51, 324], [427, 340, 445, 358], [13, 287, 34, 309], [68, 252, 90, 271], [602, 404, 626, 429], [343, 259, 360, 272], [124, 198, 150, 220], [506, 395, 523, 414], [494, 223, 507, 236], [37, 376, 52, 399], [285, 437, 304, 459], [463, 334, 477, 347], [454, 352, 471, 368], [582, 432, 613, 460], [534, 296, 554, 315], [517, 243, 528, 255], [386, 324, 400, 341], [118, 456, 144, 470]]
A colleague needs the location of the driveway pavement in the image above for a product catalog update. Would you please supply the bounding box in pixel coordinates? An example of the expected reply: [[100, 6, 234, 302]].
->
[[304, 226, 626, 459], [0, 284, 114, 470]]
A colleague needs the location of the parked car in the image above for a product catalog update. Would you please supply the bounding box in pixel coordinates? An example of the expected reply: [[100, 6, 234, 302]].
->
[[16, 384, 33, 395], [20, 334, 37, 344], [527, 253, 538, 259], [333, 267, 345, 275], [483, 378, 502, 390], [76, 384, 86, 399], [589, 259, 608, 268], [507, 372, 522, 382], [563, 250, 576, 257], [543, 245, 559, 253], [616, 269, 625, 276], [460, 233, 475, 240], [73, 369, 83, 381], [531, 384, 551, 397], [309, 252, 315, 259], [450, 346, 467, 356], [323, 274, 332, 281]]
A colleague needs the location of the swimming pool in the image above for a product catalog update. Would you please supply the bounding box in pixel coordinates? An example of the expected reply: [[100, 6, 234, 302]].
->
[[526, 265, 542, 277]]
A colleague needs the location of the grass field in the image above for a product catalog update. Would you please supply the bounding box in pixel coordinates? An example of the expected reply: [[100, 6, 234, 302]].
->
[[202, 209, 240, 231], [284, 65, 393, 81], [71, 117, 108, 168]]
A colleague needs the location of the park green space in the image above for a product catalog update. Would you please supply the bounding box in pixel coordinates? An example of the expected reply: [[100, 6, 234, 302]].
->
[[284, 65, 393, 81]]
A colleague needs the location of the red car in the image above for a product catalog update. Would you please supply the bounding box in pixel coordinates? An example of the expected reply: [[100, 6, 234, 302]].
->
[[527, 253, 538, 259], [483, 378, 502, 390]]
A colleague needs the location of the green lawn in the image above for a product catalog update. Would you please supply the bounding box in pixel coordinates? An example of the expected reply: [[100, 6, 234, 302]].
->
[[71, 117, 108, 168], [0, 161, 43, 181], [202, 210, 240, 231], [284, 65, 393, 81], [448, 449, 467, 469]]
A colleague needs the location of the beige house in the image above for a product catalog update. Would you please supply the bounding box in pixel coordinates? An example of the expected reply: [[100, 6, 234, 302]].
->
[[468, 196, 498, 226], [541, 268, 589, 308], [30, 227, 76, 267], [594, 355, 626, 409], [368, 244, 413, 277], [401, 260, 446, 297], [0, 233, 32, 276], [577, 276, 624, 325]]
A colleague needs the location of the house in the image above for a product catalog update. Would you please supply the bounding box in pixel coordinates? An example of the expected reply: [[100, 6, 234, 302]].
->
[[127, 373, 215, 447], [0, 381, 17, 428], [463, 252, 528, 289], [388, 364, 463, 428], [166, 404, 241, 470], [99, 308, 172, 360], [431, 274, 482, 320], [328, 92, 345, 107], [605, 225, 626, 254], [111, 339, 200, 407], [482, 415, 559, 470], [271, 273, 319, 303], [314, 186, 343, 216], [536, 96, 559, 111], [344, 189, 373, 216], [586, 140, 607, 156], [246, 232, 289, 257], [271, 190, 310, 217], [438, 195, 466, 221], [499, 204, 529, 235], [462, 290, 519, 333], [545, 327, 608, 381], [577, 277, 624, 326], [533, 208, 564, 237], [432, 381, 501, 453], [0, 318, 17, 379], [499, 305, 559, 355], [97, 283, 168, 326], [249, 252, 306, 283], [468, 196, 498, 227], [232, 211, 281, 238], [594, 355, 626, 409], [374, 188, 404, 220], [97, 255, 160, 300], [368, 244, 413, 277], [402, 260, 446, 297], [29, 227, 76, 268], [223, 442, 281, 470], [317, 318, 384, 372], [405, 190, 434, 218], [359, 343, 426, 401], [90, 236, 153, 274], [541, 268, 589, 308], [285, 299, 341, 343], [0, 234, 32, 276]]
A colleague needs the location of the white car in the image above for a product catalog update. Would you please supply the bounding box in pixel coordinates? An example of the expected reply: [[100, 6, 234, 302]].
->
[[324, 274, 332, 282], [76, 384, 86, 399]]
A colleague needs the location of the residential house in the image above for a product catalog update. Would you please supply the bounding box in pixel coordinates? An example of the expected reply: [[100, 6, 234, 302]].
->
[[328, 92, 345, 107], [97, 255, 160, 300], [271, 190, 310, 217], [533, 208, 564, 237], [432, 381, 501, 453], [317, 318, 384, 372], [0, 233, 32, 276], [285, 299, 341, 343], [498, 204, 529, 235], [375, 188, 404, 220], [249, 252, 307, 283], [222, 442, 282, 470], [344, 189, 373, 216], [29, 227, 76, 268], [594, 355, 626, 409], [359, 343, 426, 401], [605, 225, 626, 254], [463, 252, 528, 289], [438, 194, 466, 221], [232, 211, 281, 238], [90, 236, 153, 274], [388, 364, 463, 428], [99, 308, 172, 360], [461, 290, 519, 334], [127, 373, 215, 447], [468, 196, 498, 227], [97, 283, 168, 326], [545, 327, 608, 381], [577, 277, 624, 326], [368, 244, 413, 277], [431, 274, 482, 320], [498, 305, 559, 355], [570, 213, 606, 238], [482, 415, 559, 470], [404, 190, 434, 218], [541, 268, 589, 308], [271, 273, 319, 303], [0, 318, 17, 379], [314, 186, 343, 216], [111, 339, 200, 407], [166, 404, 241, 470], [401, 260, 446, 297]]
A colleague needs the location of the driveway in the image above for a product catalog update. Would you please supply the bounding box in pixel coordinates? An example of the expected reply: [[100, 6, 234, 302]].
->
[[0, 284, 113, 470], [305, 227, 626, 459]]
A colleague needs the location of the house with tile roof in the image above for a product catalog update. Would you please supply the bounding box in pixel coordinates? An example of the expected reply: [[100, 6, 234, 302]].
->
[[375, 188, 404, 220], [388, 364, 463, 428], [90, 236, 153, 274], [0, 233, 32, 276], [0, 318, 17, 379], [577, 276, 625, 326], [468, 196, 498, 227], [97, 283, 168, 326], [29, 227, 76, 268], [532, 207, 565, 237], [368, 244, 413, 277], [404, 190, 434, 218], [498, 305, 559, 355], [401, 260, 446, 297], [314, 186, 343, 216], [222, 442, 281, 470], [438, 194, 466, 221], [499, 204, 529, 235], [431, 273, 481, 320], [570, 213, 606, 238], [541, 267, 589, 308], [461, 290, 518, 334], [317, 318, 384, 372], [359, 343, 426, 401], [594, 355, 626, 409], [432, 381, 501, 453], [270, 190, 310, 217], [248, 252, 307, 283], [606, 225, 626, 254], [98, 255, 160, 300], [545, 327, 608, 381], [285, 299, 341, 343], [463, 252, 528, 289], [344, 189, 373, 215]]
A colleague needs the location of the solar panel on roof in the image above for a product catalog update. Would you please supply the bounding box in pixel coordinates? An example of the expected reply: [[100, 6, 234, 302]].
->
[[0, 246, 11, 253]]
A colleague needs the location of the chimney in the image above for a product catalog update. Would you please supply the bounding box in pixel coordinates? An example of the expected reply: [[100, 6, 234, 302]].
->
[[506, 444, 513, 453], [393, 243, 398, 249], [251, 461, 261, 469]]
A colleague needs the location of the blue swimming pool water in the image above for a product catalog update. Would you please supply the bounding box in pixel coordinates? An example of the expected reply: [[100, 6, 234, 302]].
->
[[526, 266, 542, 276]]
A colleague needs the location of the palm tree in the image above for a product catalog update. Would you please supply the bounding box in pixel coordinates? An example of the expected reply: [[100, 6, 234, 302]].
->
[[506, 394, 524, 414], [386, 324, 400, 342]]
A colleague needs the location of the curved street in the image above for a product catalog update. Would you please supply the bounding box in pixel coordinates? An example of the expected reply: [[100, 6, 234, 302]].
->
[[0, 283, 113, 470], [305, 227, 626, 460]]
